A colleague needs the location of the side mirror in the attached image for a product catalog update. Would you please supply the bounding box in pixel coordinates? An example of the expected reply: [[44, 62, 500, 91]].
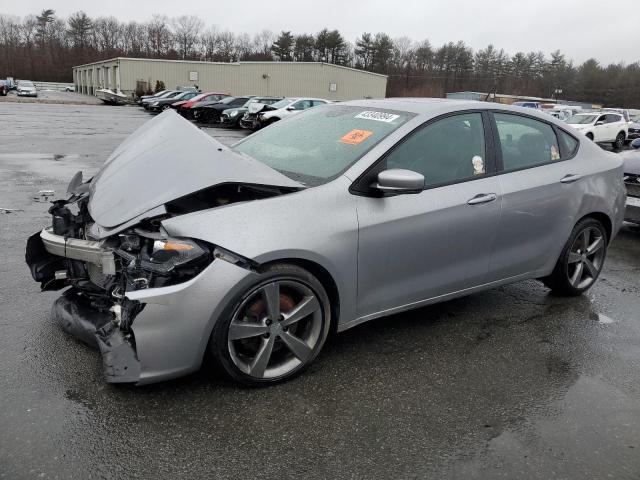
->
[[631, 138, 640, 149], [375, 169, 424, 194], [595, 121, 605, 126], [286, 106, 296, 111]]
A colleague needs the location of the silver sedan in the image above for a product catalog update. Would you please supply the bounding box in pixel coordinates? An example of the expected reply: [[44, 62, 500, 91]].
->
[[26, 100, 626, 386]]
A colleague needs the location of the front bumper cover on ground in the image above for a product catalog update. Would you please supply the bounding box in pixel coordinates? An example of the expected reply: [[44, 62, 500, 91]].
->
[[52, 292, 142, 383]]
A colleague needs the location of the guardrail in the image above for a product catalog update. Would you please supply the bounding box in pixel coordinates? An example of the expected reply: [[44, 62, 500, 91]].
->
[[33, 81, 74, 92]]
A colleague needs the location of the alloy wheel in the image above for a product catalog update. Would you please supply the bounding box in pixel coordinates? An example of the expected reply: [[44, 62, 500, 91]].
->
[[227, 280, 323, 379], [614, 133, 625, 150], [566, 226, 605, 289]]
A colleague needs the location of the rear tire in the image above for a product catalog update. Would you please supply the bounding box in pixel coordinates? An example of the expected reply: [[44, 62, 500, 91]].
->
[[542, 218, 608, 296], [209, 263, 331, 386]]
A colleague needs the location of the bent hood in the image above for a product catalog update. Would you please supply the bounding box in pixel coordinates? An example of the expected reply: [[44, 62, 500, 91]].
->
[[89, 110, 302, 228]]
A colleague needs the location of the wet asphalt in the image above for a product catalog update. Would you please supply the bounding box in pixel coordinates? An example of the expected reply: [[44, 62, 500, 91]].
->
[[1, 103, 640, 480]]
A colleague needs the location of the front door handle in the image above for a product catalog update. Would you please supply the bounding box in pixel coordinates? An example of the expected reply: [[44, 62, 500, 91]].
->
[[467, 193, 497, 205], [560, 174, 583, 184]]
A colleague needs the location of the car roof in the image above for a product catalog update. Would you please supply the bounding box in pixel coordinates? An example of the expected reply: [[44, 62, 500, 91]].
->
[[338, 98, 592, 126], [339, 98, 485, 114]]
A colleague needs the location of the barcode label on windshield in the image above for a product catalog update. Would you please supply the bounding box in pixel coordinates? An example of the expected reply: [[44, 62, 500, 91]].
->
[[355, 111, 400, 123]]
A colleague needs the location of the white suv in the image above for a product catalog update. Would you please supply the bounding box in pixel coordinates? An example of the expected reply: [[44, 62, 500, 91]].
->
[[258, 97, 330, 128], [566, 112, 628, 149]]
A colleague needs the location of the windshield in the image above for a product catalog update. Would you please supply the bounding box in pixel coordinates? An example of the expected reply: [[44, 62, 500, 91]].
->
[[215, 96, 237, 105], [20, 81, 34, 87], [567, 115, 598, 125], [173, 91, 193, 100], [233, 104, 415, 186], [189, 93, 211, 102], [269, 98, 297, 109]]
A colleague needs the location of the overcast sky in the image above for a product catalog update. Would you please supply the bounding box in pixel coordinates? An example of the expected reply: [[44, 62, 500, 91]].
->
[[6, 0, 639, 64]]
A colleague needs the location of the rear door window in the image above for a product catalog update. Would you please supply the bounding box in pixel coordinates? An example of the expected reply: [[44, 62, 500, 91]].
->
[[494, 113, 560, 170]]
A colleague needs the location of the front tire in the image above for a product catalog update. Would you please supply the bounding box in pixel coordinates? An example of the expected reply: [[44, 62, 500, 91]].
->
[[542, 218, 607, 296], [209, 264, 331, 386], [586, 132, 594, 141], [613, 132, 625, 150]]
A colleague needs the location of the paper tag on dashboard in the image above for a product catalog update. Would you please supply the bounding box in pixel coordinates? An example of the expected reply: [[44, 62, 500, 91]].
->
[[355, 111, 400, 123], [472, 155, 485, 175], [340, 129, 373, 145]]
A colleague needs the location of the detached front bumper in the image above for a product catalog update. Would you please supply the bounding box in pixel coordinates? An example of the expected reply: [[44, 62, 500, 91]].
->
[[52, 292, 142, 382], [27, 227, 257, 384]]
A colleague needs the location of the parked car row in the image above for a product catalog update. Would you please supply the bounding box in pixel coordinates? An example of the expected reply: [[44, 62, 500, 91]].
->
[[137, 89, 331, 131], [513, 103, 636, 150]]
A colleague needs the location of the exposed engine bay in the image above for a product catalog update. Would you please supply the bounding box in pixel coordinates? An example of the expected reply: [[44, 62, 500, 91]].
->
[[26, 172, 292, 335]]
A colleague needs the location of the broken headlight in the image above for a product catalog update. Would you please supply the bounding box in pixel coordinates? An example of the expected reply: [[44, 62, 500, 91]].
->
[[143, 237, 209, 274]]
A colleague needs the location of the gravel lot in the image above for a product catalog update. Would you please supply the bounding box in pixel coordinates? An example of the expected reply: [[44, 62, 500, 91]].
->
[[1, 102, 640, 480]]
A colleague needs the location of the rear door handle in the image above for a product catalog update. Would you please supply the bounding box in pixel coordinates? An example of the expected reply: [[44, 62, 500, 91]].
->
[[467, 193, 497, 205], [560, 174, 583, 184]]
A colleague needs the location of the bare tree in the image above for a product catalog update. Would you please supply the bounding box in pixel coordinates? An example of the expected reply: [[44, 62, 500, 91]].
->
[[201, 26, 220, 61], [172, 15, 203, 59], [146, 15, 172, 57], [93, 17, 122, 56], [217, 31, 236, 62], [122, 21, 144, 57]]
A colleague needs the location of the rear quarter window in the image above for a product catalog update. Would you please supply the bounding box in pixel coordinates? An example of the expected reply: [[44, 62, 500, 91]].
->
[[557, 130, 579, 158]]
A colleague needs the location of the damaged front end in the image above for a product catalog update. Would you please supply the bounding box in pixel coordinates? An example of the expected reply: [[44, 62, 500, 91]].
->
[[25, 110, 303, 384], [25, 174, 217, 383]]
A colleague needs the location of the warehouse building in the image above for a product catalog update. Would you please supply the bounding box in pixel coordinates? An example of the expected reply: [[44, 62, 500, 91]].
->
[[72, 58, 387, 101]]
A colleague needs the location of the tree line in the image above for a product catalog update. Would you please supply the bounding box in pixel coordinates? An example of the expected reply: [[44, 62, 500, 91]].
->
[[0, 10, 639, 107]]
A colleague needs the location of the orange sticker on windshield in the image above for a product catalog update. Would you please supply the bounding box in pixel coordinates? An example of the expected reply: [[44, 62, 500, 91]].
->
[[340, 129, 373, 145]]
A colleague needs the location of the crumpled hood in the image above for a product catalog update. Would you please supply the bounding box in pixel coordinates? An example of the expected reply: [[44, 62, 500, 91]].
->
[[89, 110, 303, 228]]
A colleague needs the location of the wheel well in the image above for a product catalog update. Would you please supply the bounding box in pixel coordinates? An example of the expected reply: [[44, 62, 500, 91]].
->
[[261, 258, 340, 331], [579, 212, 612, 243], [618, 131, 626, 138]]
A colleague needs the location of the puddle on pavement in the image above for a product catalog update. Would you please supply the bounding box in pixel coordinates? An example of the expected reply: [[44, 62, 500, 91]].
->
[[0, 207, 24, 214], [596, 313, 615, 324], [590, 312, 616, 324], [0, 153, 83, 161]]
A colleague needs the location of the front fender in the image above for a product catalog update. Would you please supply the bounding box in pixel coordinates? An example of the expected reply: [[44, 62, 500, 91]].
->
[[161, 176, 359, 328]]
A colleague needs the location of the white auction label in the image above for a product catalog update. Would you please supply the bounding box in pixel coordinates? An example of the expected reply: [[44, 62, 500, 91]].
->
[[355, 111, 400, 123]]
